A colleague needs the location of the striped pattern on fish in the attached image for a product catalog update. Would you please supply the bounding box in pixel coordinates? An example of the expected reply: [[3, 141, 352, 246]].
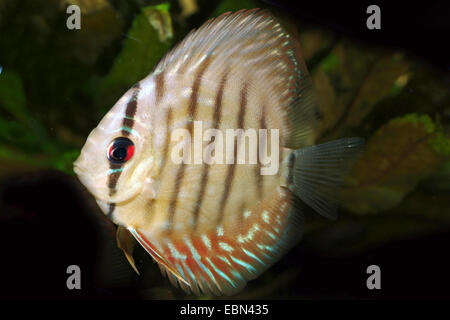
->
[[74, 9, 364, 296]]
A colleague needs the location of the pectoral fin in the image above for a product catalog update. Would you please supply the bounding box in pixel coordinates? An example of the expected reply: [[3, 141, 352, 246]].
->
[[128, 227, 191, 288], [116, 226, 140, 275]]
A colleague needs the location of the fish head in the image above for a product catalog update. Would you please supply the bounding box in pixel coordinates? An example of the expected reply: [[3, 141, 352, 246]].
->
[[74, 84, 155, 214]]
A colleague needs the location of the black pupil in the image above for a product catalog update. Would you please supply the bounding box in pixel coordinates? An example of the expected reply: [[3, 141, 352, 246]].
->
[[112, 146, 127, 160], [108, 137, 133, 163]]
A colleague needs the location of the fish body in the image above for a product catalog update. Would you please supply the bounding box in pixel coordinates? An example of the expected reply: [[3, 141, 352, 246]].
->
[[74, 9, 363, 295]]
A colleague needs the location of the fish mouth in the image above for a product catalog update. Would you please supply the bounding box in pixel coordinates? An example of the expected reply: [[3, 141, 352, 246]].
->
[[73, 163, 83, 177], [73, 161, 89, 190], [73, 154, 86, 177]]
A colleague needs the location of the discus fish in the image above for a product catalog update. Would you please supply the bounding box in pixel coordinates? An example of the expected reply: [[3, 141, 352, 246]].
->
[[74, 9, 363, 296]]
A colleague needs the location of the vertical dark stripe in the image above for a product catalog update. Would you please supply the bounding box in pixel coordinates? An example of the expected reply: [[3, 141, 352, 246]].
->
[[157, 108, 173, 179], [191, 71, 229, 231], [192, 164, 208, 231], [122, 83, 141, 136], [107, 83, 141, 212], [155, 71, 165, 106], [167, 58, 212, 232], [255, 106, 266, 201], [108, 163, 122, 196], [217, 82, 248, 225], [212, 71, 228, 126]]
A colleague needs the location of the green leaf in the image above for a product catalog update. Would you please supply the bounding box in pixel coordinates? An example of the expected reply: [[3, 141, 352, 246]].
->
[[0, 69, 80, 176], [0, 69, 28, 123], [320, 53, 338, 73], [299, 28, 335, 64], [313, 42, 410, 141], [96, 3, 174, 110], [340, 113, 449, 214], [66, 0, 124, 65]]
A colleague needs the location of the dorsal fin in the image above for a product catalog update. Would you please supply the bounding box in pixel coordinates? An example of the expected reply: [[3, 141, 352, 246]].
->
[[153, 8, 318, 148]]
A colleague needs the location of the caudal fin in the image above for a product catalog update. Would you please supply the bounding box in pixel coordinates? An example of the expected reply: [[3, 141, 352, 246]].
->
[[288, 137, 364, 220]]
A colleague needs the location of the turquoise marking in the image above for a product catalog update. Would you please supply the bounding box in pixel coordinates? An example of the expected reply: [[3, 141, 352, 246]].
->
[[197, 259, 209, 274], [183, 263, 196, 284], [266, 231, 277, 240], [230, 256, 256, 273], [242, 248, 264, 265], [218, 255, 232, 266], [206, 258, 236, 288], [256, 244, 272, 258], [108, 167, 124, 174], [168, 242, 187, 260], [257, 243, 276, 253], [176, 264, 186, 280], [114, 126, 140, 137], [201, 234, 211, 250], [262, 211, 269, 223], [219, 242, 234, 252], [185, 237, 201, 260], [120, 126, 138, 135], [185, 241, 218, 289], [238, 224, 260, 243], [197, 259, 218, 287], [230, 269, 244, 280]]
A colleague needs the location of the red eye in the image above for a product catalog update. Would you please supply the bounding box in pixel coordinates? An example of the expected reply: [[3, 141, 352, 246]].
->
[[107, 137, 135, 164]]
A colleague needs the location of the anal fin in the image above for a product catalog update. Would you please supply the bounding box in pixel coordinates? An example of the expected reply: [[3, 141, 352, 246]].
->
[[127, 187, 303, 296]]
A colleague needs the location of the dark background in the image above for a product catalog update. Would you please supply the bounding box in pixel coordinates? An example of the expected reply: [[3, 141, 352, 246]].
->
[[0, 0, 449, 299], [263, 0, 450, 70]]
